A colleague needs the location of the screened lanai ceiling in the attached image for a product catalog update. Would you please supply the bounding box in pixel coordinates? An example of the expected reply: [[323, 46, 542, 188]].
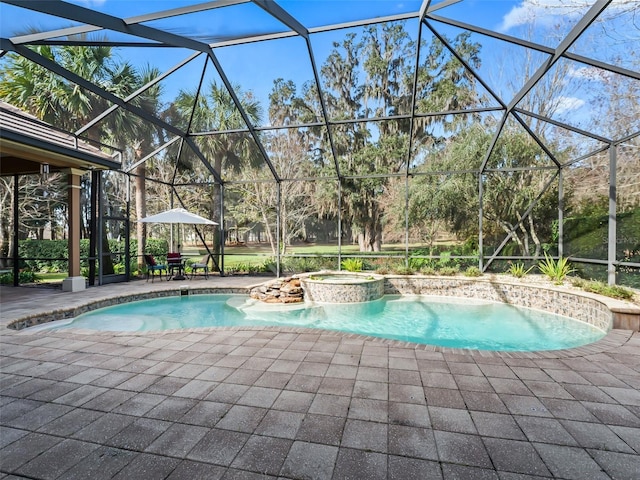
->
[[1, 0, 638, 187]]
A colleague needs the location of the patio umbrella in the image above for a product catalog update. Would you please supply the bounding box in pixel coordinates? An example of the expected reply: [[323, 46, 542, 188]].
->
[[140, 208, 218, 279], [139, 207, 218, 226]]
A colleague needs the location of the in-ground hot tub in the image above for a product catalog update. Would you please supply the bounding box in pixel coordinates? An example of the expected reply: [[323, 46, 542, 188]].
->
[[299, 271, 384, 303]]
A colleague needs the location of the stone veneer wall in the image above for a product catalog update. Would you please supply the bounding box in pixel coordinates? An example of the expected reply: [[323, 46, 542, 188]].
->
[[384, 276, 613, 332], [301, 276, 384, 303]]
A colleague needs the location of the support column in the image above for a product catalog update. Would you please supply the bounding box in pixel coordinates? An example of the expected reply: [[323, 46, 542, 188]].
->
[[478, 173, 484, 271], [276, 182, 281, 278], [88, 170, 98, 286], [338, 181, 342, 270], [63, 168, 86, 292], [558, 169, 564, 258], [13, 175, 19, 286], [404, 174, 409, 268], [219, 183, 225, 276], [607, 144, 617, 285]]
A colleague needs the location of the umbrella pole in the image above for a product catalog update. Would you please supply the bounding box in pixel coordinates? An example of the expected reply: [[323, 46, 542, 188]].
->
[[171, 224, 186, 281]]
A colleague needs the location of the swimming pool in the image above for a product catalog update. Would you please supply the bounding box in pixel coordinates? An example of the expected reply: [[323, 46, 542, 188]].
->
[[50, 294, 606, 351]]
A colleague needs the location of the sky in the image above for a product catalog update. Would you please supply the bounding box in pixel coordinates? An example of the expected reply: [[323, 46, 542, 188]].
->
[[0, 0, 637, 135]]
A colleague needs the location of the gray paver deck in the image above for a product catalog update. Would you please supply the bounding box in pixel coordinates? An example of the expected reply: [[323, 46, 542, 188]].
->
[[1, 279, 639, 479]]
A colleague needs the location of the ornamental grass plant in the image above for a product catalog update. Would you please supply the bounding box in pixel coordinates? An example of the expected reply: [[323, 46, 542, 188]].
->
[[507, 262, 534, 278], [538, 254, 575, 284]]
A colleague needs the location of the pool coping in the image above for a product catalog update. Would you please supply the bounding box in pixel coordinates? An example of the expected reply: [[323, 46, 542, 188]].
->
[[4, 275, 638, 360]]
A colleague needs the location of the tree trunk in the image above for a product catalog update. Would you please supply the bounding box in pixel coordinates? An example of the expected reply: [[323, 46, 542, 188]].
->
[[0, 203, 12, 269], [212, 183, 221, 257], [357, 220, 382, 252], [528, 215, 542, 258], [357, 202, 382, 252], [0, 178, 13, 267], [280, 202, 288, 256], [100, 231, 115, 276], [518, 220, 530, 256], [357, 231, 371, 252], [499, 221, 524, 254], [254, 183, 276, 255]]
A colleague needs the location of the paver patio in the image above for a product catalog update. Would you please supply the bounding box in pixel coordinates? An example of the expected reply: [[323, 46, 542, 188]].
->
[[1, 279, 639, 479]]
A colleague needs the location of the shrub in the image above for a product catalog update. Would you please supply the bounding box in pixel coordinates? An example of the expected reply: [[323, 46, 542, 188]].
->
[[281, 256, 335, 273], [137, 238, 169, 258], [391, 265, 414, 275], [409, 257, 435, 270], [507, 262, 534, 278], [570, 278, 635, 300], [371, 257, 403, 272], [0, 270, 39, 285], [538, 254, 575, 284], [20, 239, 68, 272], [419, 266, 436, 275], [261, 259, 277, 274], [341, 258, 363, 272], [437, 251, 451, 267], [464, 266, 482, 277], [227, 261, 272, 275], [112, 262, 126, 274], [226, 262, 253, 274], [18, 238, 170, 274], [438, 266, 460, 276]]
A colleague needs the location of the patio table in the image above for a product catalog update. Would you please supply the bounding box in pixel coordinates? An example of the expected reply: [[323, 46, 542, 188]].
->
[[168, 256, 188, 281]]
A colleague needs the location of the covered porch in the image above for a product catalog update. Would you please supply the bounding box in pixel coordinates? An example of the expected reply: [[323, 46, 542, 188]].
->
[[0, 101, 121, 291]]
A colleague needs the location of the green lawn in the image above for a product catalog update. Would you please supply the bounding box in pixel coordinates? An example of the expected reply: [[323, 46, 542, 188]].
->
[[11, 242, 452, 281], [219, 243, 410, 266], [36, 272, 68, 283]]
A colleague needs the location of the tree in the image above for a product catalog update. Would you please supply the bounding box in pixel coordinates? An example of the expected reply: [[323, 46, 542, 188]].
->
[[319, 25, 411, 251], [584, 59, 640, 211], [171, 82, 262, 260], [0, 173, 67, 269], [406, 122, 559, 258], [235, 131, 320, 255], [319, 25, 482, 251], [391, 122, 485, 248], [232, 25, 482, 253], [118, 66, 164, 271], [0, 39, 162, 274]]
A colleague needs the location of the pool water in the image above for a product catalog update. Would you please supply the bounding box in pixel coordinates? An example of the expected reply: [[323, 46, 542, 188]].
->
[[52, 294, 606, 351]]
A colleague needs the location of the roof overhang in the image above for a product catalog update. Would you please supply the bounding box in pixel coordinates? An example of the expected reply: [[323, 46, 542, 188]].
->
[[0, 130, 121, 176], [0, 101, 121, 176]]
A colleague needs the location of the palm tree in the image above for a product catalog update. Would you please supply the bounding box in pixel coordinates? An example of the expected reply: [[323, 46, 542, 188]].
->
[[174, 82, 262, 175], [99, 65, 163, 273], [0, 38, 162, 275], [172, 81, 262, 259]]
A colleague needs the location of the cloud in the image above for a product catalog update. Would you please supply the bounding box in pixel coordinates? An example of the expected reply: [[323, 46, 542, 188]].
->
[[569, 66, 612, 82], [498, 0, 637, 32], [554, 95, 585, 113], [499, 0, 572, 31]]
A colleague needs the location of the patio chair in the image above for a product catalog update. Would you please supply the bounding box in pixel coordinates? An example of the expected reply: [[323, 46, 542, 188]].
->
[[167, 252, 184, 279], [144, 254, 166, 282], [190, 254, 211, 280]]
